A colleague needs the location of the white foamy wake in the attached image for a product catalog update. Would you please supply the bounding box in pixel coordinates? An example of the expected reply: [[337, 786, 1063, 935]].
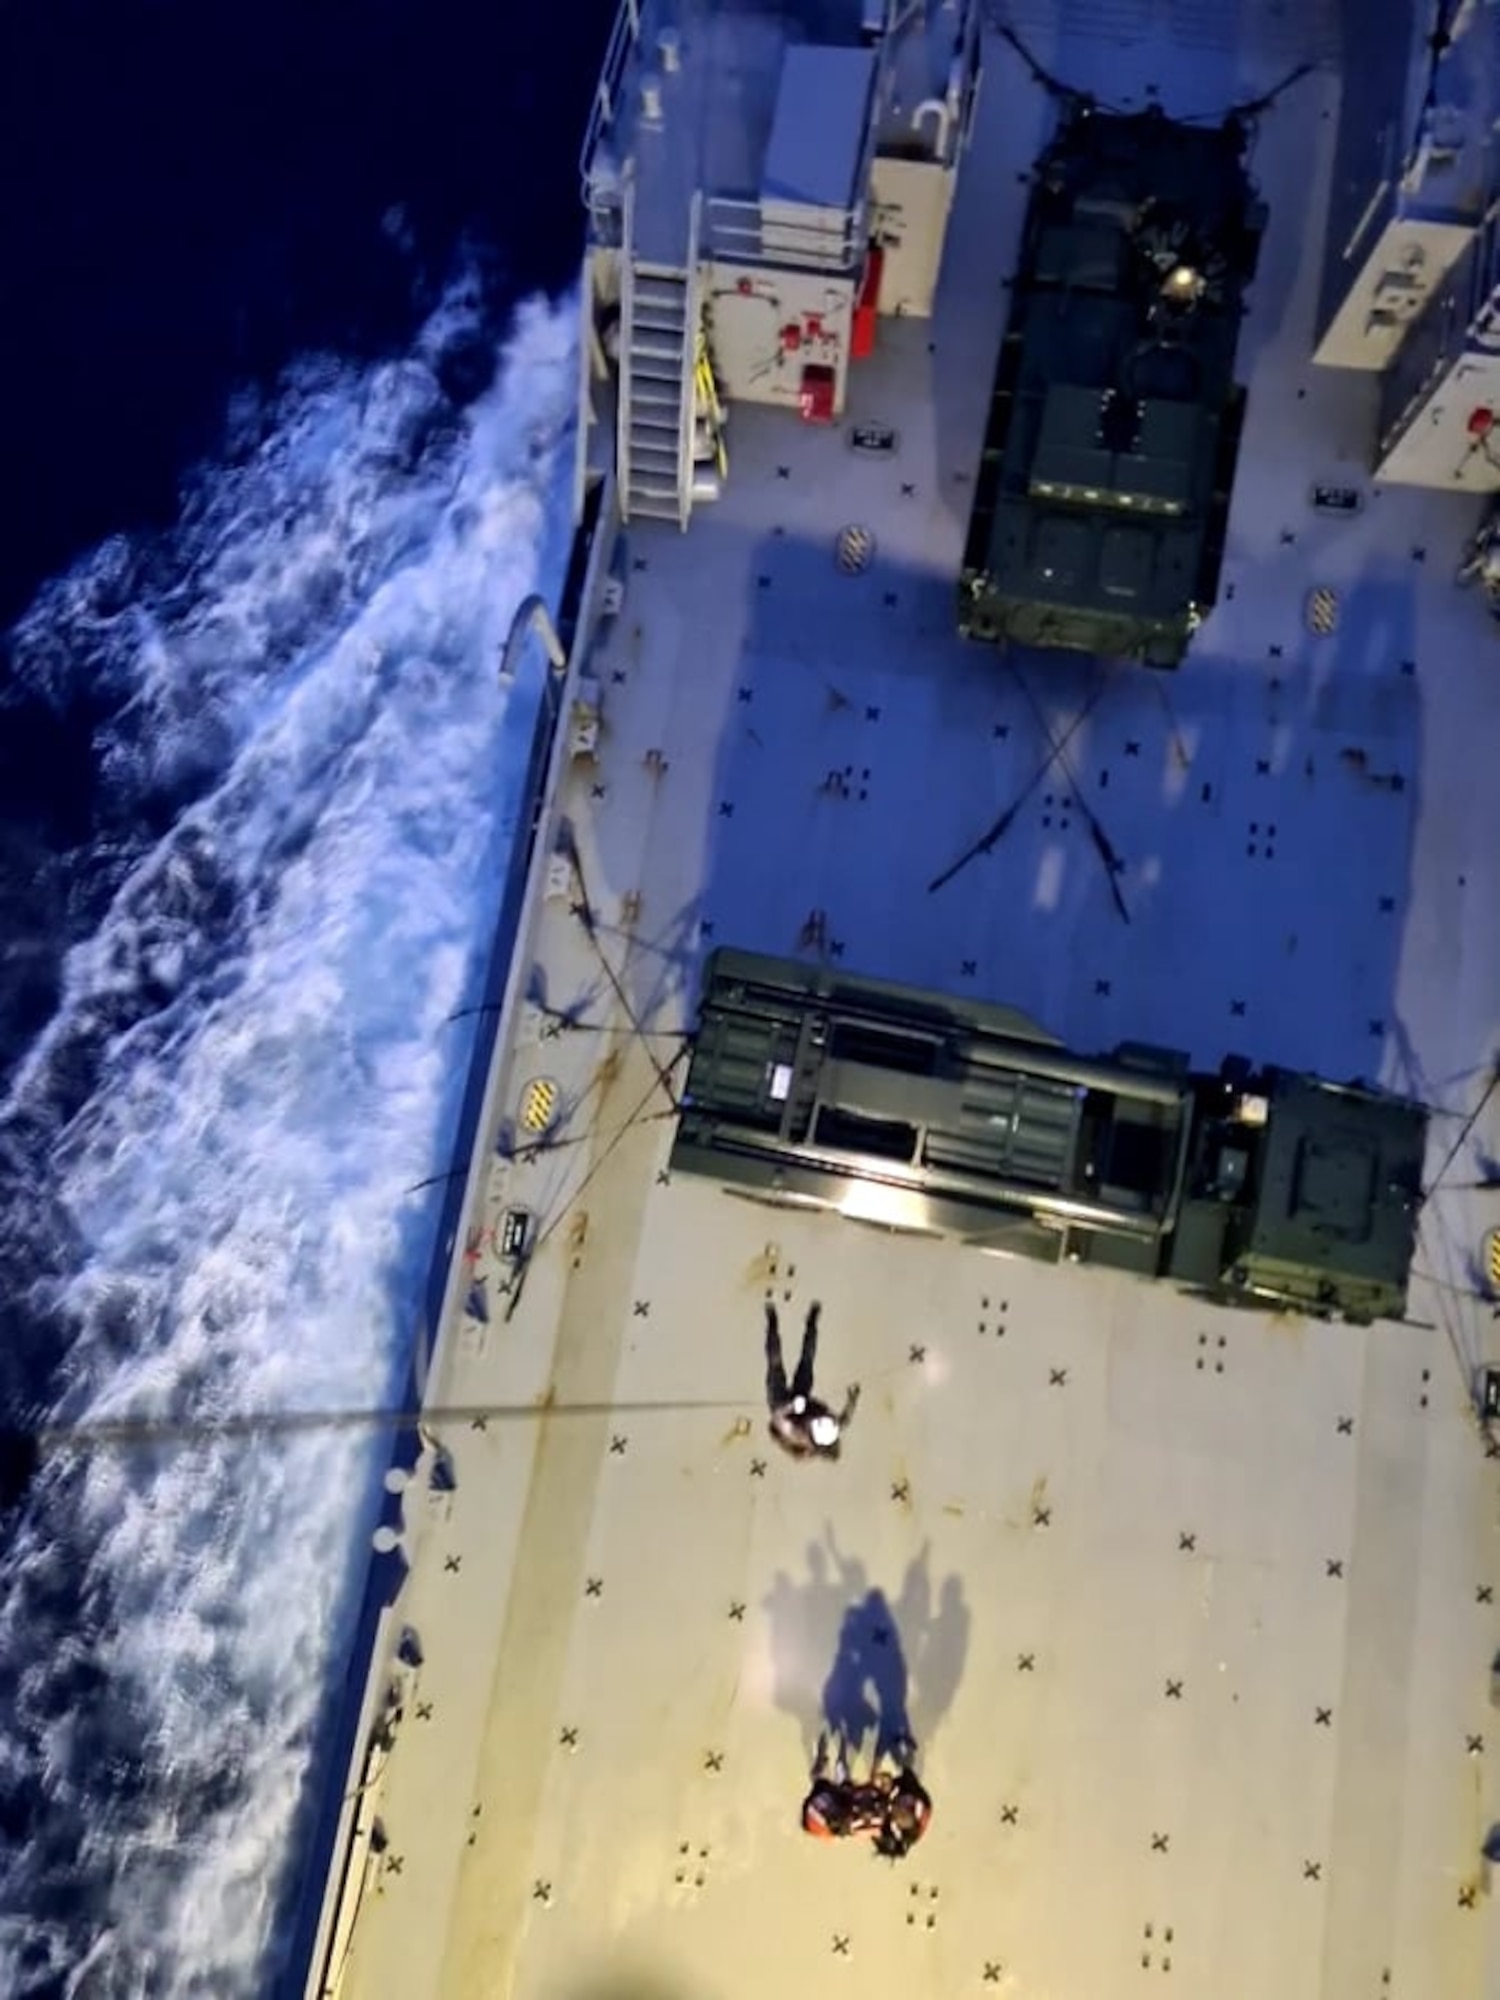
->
[[0, 275, 577, 1994]]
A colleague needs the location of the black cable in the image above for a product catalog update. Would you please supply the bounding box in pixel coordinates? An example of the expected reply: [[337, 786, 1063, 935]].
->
[[995, 8, 1311, 129], [562, 831, 684, 1113], [0, 1386, 747, 1512], [995, 22, 1094, 109], [1422, 1063, 1500, 1201], [1006, 660, 1131, 923], [1230, 61, 1314, 122], [526, 1042, 691, 1266], [927, 671, 1111, 893]]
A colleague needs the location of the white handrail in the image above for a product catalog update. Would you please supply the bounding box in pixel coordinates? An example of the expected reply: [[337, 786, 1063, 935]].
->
[[676, 192, 703, 528], [704, 192, 867, 274], [579, 0, 642, 208], [616, 169, 638, 517]]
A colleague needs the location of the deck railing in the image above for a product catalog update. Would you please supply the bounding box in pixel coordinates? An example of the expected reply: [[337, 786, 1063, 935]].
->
[[289, 477, 617, 2000], [579, 0, 642, 213], [703, 191, 868, 275]]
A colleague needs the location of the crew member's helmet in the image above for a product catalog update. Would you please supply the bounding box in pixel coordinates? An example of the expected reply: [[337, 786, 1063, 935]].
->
[[809, 1412, 840, 1449]]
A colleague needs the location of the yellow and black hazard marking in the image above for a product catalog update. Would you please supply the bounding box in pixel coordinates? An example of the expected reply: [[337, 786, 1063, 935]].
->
[[518, 1076, 560, 1136], [836, 524, 875, 574], [1486, 1226, 1500, 1297], [1305, 585, 1339, 637], [694, 329, 728, 478]]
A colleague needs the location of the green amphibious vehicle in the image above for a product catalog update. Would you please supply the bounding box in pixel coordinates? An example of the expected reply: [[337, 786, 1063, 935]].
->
[[673, 951, 1427, 1327], [958, 101, 1267, 667]]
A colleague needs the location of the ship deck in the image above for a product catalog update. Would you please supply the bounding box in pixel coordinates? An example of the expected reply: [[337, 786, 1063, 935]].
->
[[333, 7, 1500, 1997]]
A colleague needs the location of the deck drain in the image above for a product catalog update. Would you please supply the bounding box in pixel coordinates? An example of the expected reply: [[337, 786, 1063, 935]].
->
[[518, 1076, 560, 1136], [836, 524, 875, 574], [1305, 586, 1339, 636]]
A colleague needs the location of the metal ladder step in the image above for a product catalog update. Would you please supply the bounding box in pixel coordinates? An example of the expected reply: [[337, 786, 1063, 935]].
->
[[627, 482, 681, 509], [629, 336, 686, 365], [629, 417, 679, 446], [634, 283, 686, 314]]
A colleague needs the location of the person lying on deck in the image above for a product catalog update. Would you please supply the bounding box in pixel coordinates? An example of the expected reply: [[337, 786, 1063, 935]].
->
[[870, 1760, 933, 1861], [801, 1732, 933, 1857], [764, 1301, 859, 1460], [802, 1730, 861, 1838]]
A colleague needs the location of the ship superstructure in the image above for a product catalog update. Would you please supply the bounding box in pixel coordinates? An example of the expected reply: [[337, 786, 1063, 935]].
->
[[574, 0, 981, 528], [1314, 0, 1500, 491], [293, 6, 1500, 1997]]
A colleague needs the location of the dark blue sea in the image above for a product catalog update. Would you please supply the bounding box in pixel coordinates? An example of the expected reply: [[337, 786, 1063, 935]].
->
[[0, 3, 614, 1989]]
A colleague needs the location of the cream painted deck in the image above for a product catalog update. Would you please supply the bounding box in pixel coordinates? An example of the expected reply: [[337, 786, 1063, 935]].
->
[[332, 8, 1500, 1998]]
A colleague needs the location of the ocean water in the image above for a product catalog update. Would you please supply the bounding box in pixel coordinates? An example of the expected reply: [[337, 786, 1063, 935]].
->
[[0, 2, 613, 1990]]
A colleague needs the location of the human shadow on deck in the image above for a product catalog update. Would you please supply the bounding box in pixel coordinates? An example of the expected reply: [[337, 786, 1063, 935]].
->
[[822, 1588, 910, 1755], [764, 1534, 970, 1762]]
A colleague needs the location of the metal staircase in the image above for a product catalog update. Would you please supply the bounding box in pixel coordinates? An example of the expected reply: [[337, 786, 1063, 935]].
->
[[618, 186, 701, 528]]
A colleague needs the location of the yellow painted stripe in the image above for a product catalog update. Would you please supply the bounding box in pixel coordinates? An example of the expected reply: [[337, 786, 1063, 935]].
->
[[695, 335, 728, 477]]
